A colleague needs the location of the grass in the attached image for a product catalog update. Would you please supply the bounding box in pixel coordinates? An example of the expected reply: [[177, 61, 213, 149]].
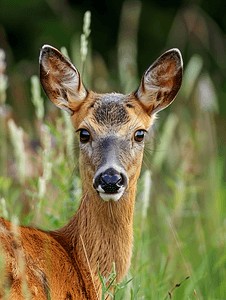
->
[[0, 8, 226, 300]]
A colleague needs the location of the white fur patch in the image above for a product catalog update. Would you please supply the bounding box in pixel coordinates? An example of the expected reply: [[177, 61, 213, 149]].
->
[[98, 189, 125, 202]]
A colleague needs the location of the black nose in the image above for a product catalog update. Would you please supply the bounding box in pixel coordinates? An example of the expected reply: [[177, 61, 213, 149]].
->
[[94, 168, 127, 194]]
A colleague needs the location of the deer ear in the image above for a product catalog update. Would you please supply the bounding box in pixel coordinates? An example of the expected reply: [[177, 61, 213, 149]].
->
[[39, 45, 87, 114], [135, 49, 183, 115]]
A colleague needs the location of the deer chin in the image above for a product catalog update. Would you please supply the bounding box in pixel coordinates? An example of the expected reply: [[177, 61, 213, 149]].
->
[[97, 189, 125, 202]]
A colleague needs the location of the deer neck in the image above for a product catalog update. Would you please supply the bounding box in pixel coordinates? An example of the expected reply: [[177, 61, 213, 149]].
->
[[55, 182, 137, 292]]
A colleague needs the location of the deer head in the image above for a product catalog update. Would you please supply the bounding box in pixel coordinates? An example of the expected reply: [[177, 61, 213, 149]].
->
[[39, 45, 182, 202]]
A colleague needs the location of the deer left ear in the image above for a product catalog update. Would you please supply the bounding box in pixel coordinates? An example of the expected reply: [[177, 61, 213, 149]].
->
[[135, 49, 183, 115], [39, 45, 87, 115]]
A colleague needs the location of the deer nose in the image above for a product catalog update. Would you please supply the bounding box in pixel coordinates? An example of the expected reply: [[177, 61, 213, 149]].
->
[[94, 168, 127, 194]]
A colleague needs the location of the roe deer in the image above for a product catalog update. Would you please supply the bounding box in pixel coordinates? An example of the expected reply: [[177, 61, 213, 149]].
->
[[0, 45, 182, 299]]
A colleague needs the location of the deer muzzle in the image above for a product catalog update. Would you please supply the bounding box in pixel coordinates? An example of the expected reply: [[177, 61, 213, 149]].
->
[[93, 167, 128, 201]]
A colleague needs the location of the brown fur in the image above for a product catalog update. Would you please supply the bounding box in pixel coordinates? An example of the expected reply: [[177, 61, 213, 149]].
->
[[0, 45, 183, 299]]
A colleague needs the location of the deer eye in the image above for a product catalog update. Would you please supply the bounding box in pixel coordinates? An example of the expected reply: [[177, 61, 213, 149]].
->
[[134, 130, 145, 142], [79, 129, 90, 143]]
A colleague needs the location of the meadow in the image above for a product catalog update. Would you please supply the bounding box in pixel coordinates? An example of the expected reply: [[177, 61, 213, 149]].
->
[[0, 5, 226, 300]]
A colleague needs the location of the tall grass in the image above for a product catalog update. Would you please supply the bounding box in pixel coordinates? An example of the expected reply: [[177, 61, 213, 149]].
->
[[0, 4, 226, 300]]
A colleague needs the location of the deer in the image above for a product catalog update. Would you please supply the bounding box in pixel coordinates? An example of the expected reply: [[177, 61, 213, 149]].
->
[[0, 45, 183, 299]]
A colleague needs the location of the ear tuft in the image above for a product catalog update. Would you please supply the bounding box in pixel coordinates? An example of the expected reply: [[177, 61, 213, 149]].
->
[[39, 45, 87, 114], [136, 48, 183, 114]]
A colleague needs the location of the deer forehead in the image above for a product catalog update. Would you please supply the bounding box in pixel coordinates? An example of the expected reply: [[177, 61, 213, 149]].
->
[[73, 92, 153, 134]]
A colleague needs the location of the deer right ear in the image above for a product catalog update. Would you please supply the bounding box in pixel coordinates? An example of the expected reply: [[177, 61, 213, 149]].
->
[[39, 45, 87, 114], [135, 49, 183, 115]]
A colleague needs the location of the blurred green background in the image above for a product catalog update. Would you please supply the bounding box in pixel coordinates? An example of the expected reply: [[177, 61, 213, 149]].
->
[[1, 0, 226, 299]]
